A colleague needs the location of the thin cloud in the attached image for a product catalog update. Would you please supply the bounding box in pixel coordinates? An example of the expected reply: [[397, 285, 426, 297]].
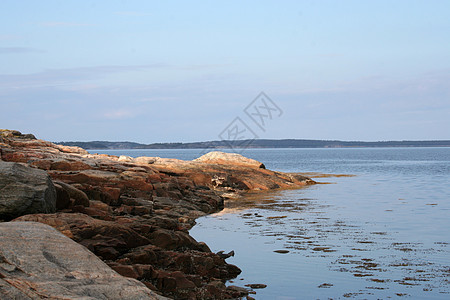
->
[[137, 96, 180, 103], [39, 22, 93, 27], [0, 63, 233, 90], [0, 34, 21, 41], [0, 47, 44, 54], [0, 64, 168, 89], [178, 63, 233, 71], [317, 53, 344, 58], [114, 11, 152, 17], [102, 109, 136, 120]]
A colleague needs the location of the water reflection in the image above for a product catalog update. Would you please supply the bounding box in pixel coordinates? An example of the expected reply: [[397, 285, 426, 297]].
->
[[191, 174, 449, 299]]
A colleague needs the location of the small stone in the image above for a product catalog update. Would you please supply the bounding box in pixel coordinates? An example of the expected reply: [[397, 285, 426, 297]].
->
[[274, 250, 289, 254], [245, 283, 267, 289], [227, 285, 249, 293], [216, 250, 235, 259]]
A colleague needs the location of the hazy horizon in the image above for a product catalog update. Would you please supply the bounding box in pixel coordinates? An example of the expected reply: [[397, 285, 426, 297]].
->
[[55, 137, 450, 145], [1, 1, 449, 143]]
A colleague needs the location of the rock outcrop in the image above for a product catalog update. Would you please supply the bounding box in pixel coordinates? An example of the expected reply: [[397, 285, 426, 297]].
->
[[194, 151, 266, 169], [0, 161, 56, 221], [0, 221, 167, 300], [0, 129, 315, 299]]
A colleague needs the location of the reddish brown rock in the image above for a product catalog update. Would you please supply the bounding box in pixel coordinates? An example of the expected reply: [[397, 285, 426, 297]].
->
[[50, 159, 92, 171], [0, 129, 316, 299]]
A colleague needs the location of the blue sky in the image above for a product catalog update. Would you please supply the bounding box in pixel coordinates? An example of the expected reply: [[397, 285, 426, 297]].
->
[[1, 0, 449, 142]]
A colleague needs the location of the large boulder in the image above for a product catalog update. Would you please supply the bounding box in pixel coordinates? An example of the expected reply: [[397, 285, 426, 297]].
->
[[0, 161, 56, 220], [0, 129, 36, 140], [0, 221, 166, 299], [14, 213, 152, 260], [194, 151, 266, 169]]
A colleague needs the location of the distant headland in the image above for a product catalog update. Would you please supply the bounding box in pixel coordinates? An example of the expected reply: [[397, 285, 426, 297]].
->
[[56, 139, 450, 150]]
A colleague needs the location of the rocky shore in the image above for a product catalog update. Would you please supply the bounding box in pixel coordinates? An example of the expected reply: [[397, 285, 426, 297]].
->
[[0, 130, 314, 299]]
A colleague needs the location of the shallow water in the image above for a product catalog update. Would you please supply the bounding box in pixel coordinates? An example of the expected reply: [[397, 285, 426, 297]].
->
[[92, 147, 450, 299]]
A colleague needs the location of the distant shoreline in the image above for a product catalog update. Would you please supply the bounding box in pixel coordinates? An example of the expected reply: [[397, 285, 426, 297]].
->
[[56, 139, 450, 150]]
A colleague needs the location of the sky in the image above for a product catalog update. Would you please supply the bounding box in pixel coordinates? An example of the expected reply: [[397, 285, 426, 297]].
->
[[1, 0, 449, 143]]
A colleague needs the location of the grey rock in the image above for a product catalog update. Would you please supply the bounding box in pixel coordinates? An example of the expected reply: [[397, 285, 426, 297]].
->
[[0, 161, 56, 220], [0, 221, 167, 300]]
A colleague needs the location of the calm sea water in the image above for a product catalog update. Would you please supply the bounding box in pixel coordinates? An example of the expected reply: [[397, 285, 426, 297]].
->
[[90, 148, 450, 299]]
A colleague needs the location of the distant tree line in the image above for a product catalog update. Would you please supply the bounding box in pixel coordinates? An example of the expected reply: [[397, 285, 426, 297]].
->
[[56, 139, 450, 150]]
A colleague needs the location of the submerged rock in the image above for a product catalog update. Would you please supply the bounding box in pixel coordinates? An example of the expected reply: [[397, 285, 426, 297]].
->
[[273, 249, 290, 254], [245, 283, 267, 289]]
